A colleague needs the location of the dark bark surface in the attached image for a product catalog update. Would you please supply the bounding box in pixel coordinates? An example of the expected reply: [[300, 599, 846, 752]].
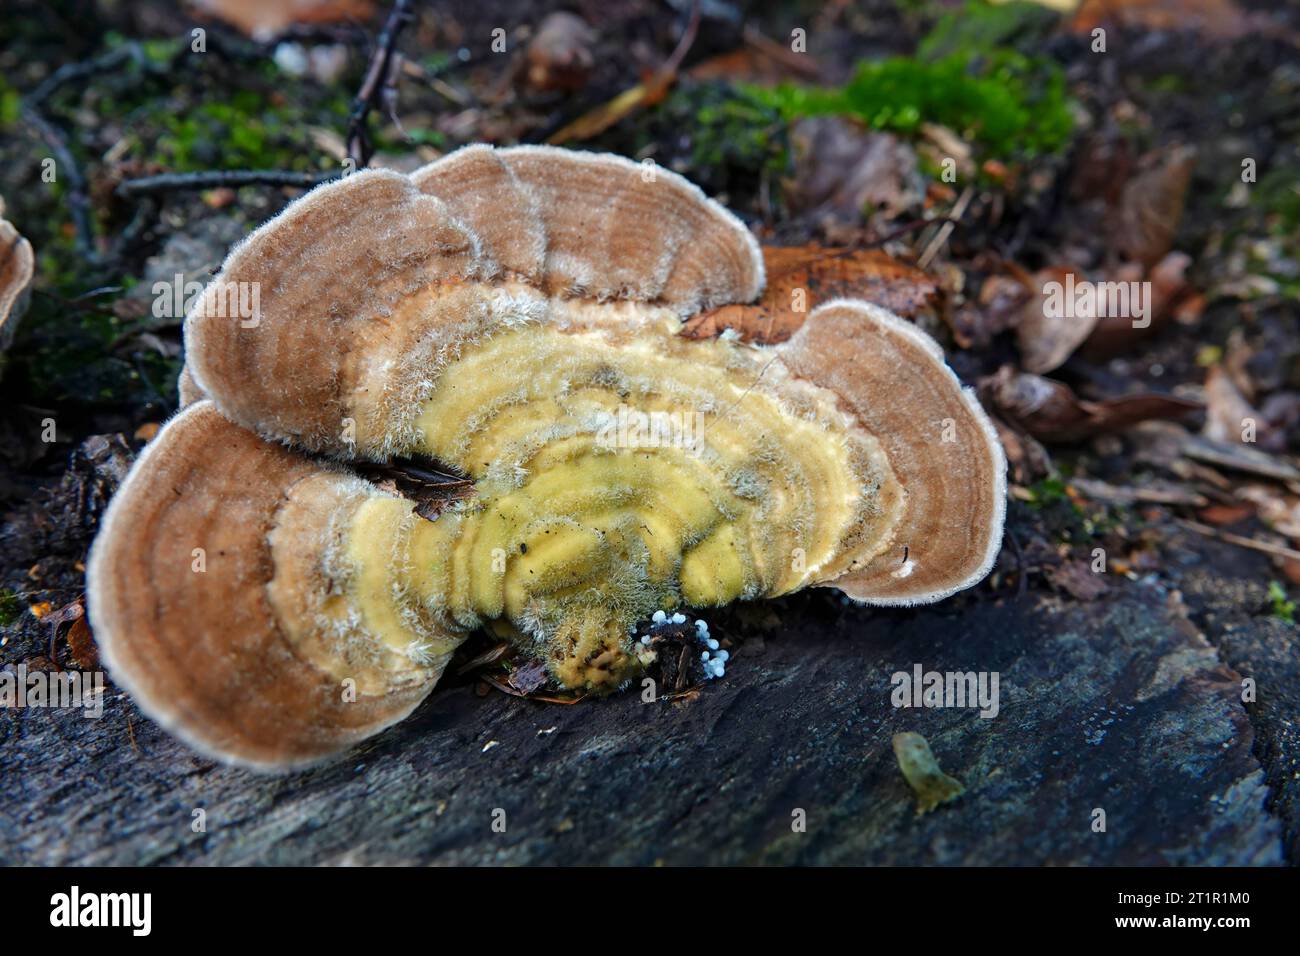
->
[[1, 520, 1289, 866]]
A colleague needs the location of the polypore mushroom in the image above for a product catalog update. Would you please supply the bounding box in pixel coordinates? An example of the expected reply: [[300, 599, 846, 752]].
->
[[0, 197, 35, 357], [87, 145, 1005, 769]]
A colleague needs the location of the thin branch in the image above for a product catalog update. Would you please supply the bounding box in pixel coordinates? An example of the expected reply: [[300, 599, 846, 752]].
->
[[345, 0, 415, 169], [21, 105, 98, 264], [115, 169, 336, 199], [917, 186, 974, 271], [1177, 519, 1300, 563], [27, 43, 149, 107]]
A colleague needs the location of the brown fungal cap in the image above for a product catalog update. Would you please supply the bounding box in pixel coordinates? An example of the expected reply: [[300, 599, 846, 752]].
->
[[91, 146, 1004, 769], [186, 148, 764, 458], [87, 402, 446, 769], [779, 300, 1006, 605], [0, 197, 35, 357]]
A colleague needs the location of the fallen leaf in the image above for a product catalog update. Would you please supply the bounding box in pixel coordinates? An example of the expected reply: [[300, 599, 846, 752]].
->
[[134, 422, 161, 443], [1202, 364, 1278, 450], [189, 0, 374, 40], [682, 245, 938, 344], [66, 616, 99, 670], [1071, 476, 1208, 508], [1071, 0, 1263, 42], [1235, 484, 1300, 541], [1182, 434, 1300, 484], [42, 600, 85, 627], [1081, 251, 1193, 357], [1198, 503, 1255, 525], [508, 659, 549, 695], [787, 118, 923, 226], [980, 365, 1201, 443], [1113, 146, 1196, 270], [523, 12, 595, 93], [1016, 267, 1100, 374], [990, 415, 1056, 484], [1045, 560, 1110, 601]]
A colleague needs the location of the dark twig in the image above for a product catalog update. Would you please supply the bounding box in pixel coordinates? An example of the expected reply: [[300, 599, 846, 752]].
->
[[27, 43, 149, 107], [21, 105, 99, 264], [115, 169, 336, 199], [21, 39, 185, 269], [345, 0, 415, 169], [863, 216, 959, 250]]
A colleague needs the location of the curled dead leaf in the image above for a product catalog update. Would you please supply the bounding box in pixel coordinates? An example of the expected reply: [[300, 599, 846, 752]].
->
[[1080, 252, 1193, 358], [1072, 0, 1264, 42], [188, 0, 374, 40], [1114, 146, 1196, 271], [524, 12, 596, 93], [682, 245, 938, 344], [787, 118, 923, 226], [980, 365, 1201, 443], [1016, 267, 1100, 374]]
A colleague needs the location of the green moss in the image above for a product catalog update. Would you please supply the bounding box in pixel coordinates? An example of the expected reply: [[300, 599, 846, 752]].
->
[[0, 77, 19, 128], [745, 1, 1073, 161], [1025, 477, 1070, 509], [614, 81, 788, 203], [749, 49, 1072, 159], [0, 590, 20, 628], [1268, 581, 1295, 624], [918, 0, 1062, 61], [153, 91, 322, 172], [1252, 167, 1300, 236]]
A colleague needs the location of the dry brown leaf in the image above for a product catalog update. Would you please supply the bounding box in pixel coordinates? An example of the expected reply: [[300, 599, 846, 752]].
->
[[980, 365, 1200, 443], [1045, 560, 1110, 601], [787, 118, 923, 225], [1203, 364, 1277, 449], [1071, 0, 1262, 42], [523, 12, 595, 93], [66, 616, 100, 671], [1080, 252, 1193, 358], [682, 245, 938, 344], [189, 0, 374, 40], [1114, 146, 1196, 270], [1016, 267, 1100, 374]]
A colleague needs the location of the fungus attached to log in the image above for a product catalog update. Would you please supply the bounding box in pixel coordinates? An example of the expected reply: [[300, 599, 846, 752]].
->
[[88, 145, 1005, 769], [0, 197, 35, 358]]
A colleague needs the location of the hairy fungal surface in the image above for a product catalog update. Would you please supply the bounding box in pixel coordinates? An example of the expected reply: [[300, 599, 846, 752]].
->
[[87, 146, 1005, 768], [352, 316, 902, 690]]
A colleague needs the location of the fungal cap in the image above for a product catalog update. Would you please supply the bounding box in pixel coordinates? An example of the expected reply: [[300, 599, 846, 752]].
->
[[184, 147, 765, 458], [781, 300, 1006, 605], [0, 197, 35, 355], [93, 147, 1004, 769], [86, 402, 447, 770]]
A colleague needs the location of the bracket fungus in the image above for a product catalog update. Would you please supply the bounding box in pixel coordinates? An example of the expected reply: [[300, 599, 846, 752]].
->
[[87, 145, 1005, 769], [0, 197, 35, 357]]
